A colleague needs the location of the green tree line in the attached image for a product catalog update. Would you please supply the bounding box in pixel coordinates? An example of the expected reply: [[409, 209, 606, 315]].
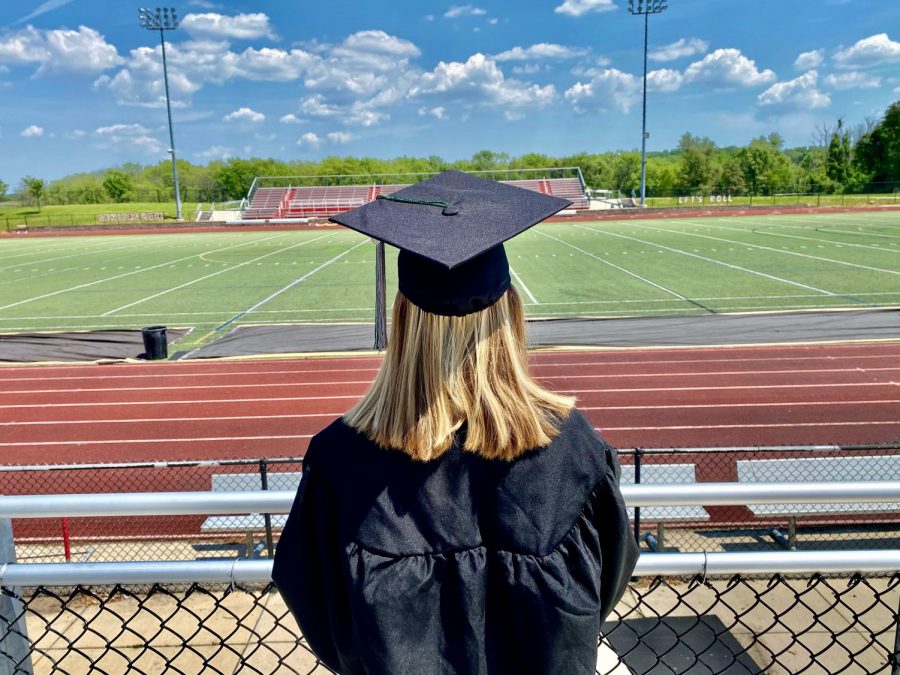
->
[[4, 101, 898, 206]]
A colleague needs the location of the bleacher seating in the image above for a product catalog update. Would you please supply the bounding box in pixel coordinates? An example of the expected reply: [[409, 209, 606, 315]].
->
[[243, 187, 289, 219], [243, 176, 589, 219]]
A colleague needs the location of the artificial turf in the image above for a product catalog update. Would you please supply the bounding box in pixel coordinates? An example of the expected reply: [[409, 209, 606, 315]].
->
[[1, 210, 898, 353]]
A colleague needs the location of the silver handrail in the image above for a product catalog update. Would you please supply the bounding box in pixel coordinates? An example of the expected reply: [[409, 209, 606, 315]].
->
[[3, 550, 900, 587], [2, 482, 900, 519]]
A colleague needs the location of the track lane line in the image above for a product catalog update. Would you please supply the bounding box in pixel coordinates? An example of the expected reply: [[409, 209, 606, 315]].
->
[[6, 399, 900, 426], [4, 366, 898, 394]]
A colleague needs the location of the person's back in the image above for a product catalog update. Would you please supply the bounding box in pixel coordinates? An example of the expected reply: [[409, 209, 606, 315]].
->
[[273, 171, 639, 674]]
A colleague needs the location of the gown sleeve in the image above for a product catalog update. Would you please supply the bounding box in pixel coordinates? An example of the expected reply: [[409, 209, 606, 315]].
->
[[597, 442, 640, 626], [272, 444, 362, 675]]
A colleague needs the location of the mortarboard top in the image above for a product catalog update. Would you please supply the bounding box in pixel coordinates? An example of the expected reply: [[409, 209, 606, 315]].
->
[[330, 170, 572, 316]]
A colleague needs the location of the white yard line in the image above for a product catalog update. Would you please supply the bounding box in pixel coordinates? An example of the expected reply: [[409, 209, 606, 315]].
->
[[214, 239, 369, 331], [509, 266, 539, 304], [0, 237, 169, 272], [696, 221, 900, 254], [102, 232, 339, 316], [0, 231, 296, 312], [639, 221, 900, 277], [535, 229, 700, 306], [575, 224, 837, 296]]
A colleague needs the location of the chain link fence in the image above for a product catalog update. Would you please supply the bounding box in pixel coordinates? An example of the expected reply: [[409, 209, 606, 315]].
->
[[4, 458, 302, 564], [2, 572, 898, 674], [5, 447, 900, 565]]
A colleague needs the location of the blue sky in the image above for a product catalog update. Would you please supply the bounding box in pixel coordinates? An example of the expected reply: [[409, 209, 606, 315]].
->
[[1, 0, 898, 183]]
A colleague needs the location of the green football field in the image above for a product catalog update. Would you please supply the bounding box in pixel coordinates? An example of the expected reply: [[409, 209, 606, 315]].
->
[[1, 210, 898, 352]]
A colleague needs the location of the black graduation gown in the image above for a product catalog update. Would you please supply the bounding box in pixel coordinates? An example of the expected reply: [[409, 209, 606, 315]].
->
[[272, 409, 639, 675]]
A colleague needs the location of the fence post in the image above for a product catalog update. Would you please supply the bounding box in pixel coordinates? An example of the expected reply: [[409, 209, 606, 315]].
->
[[0, 513, 34, 675], [259, 460, 274, 558], [633, 448, 642, 546], [891, 581, 900, 675]]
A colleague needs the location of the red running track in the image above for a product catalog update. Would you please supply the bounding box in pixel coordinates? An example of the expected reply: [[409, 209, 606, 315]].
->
[[2, 342, 899, 467]]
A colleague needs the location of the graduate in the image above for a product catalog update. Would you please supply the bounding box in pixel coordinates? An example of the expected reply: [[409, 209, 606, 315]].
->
[[273, 170, 639, 675]]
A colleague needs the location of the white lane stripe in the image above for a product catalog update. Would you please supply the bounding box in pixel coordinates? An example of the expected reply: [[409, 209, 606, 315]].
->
[[574, 223, 837, 296], [535, 229, 696, 304], [646, 221, 900, 277], [0, 232, 297, 311], [5, 366, 899, 395], [510, 267, 539, 304], [596, 421, 900, 431], [0, 435, 314, 448], [7, 399, 900, 426], [102, 232, 339, 316], [3, 353, 897, 383], [214, 238, 368, 331], [2, 381, 896, 404]]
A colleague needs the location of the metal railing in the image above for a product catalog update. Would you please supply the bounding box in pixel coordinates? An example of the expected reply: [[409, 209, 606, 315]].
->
[[2, 483, 899, 674]]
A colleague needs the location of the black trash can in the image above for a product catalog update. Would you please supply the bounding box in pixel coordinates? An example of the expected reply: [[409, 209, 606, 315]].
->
[[141, 326, 168, 360]]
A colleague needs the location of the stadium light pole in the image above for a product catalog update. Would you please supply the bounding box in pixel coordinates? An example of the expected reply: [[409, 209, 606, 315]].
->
[[139, 7, 183, 220], [627, 0, 668, 207]]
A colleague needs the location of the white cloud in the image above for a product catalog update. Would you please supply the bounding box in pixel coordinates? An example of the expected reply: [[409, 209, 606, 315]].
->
[[512, 63, 542, 75], [197, 144, 235, 160], [494, 43, 589, 61], [411, 53, 555, 112], [181, 12, 276, 40], [65, 129, 86, 139], [299, 94, 389, 127], [649, 38, 709, 62], [0, 25, 122, 74], [682, 48, 776, 87], [93, 123, 163, 154], [833, 33, 900, 68], [564, 68, 639, 113], [279, 113, 304, 124], [298, 132, 320, 147], [444, 5, 487, 18], [425, 14, 435, 21], [823, 71, 881, 90], [757, 70, 830, 109], [647, 68, 684, 92], [488, 18, 499, 25], [554, 0, 616, 17], [418, 106, 447, 119], [223, 107, 265, 123], [20, 125, 44, 138], [326, 131, 354, 143], [794, 49, 824, 70]]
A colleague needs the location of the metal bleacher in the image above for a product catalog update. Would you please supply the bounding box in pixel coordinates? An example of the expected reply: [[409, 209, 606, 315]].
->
[[242, 173, 589, 220]]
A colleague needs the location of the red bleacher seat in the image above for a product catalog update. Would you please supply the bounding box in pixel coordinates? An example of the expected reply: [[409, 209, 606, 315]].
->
[[243, 175, 588, 219]]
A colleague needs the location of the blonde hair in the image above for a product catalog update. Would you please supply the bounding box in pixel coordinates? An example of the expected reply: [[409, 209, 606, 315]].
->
[[344, 286, 574, 461]]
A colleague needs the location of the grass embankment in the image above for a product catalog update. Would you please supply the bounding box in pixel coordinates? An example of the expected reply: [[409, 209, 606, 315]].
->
[[0, 202, 200, 230]]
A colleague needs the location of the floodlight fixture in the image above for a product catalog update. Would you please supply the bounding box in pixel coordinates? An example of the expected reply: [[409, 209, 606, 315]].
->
[[627, 0, 669, 206], [139, 7, 183, 220]]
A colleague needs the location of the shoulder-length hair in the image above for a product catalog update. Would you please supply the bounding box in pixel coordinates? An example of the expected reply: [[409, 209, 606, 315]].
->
[[344, 285, 574, 461]]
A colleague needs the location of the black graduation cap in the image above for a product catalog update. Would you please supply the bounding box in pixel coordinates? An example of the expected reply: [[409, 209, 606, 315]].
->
[[330, 170, 572, 316]]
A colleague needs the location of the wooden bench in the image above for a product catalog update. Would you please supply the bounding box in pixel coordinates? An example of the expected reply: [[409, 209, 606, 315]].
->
[[619, 463, 709, 551], [737, 455, 900, 549]]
